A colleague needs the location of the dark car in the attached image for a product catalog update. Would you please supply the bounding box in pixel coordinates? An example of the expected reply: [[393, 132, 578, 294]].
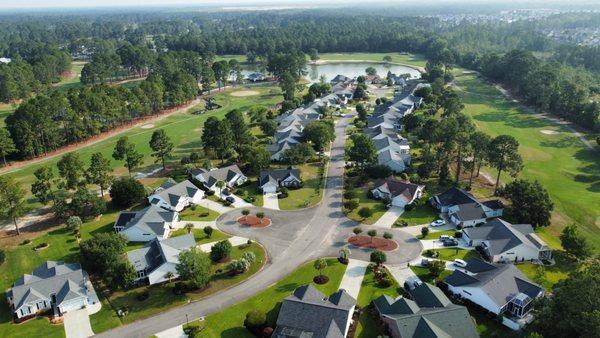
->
[[225, 196, 235, 203], [222, 188, 231, 196], [442, 239, 458, 247]]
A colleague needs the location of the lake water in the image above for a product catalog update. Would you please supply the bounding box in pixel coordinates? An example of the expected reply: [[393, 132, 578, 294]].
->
[[240, 62, 421, 82]]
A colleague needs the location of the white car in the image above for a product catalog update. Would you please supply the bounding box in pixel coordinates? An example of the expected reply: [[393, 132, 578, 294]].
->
[[430, 219, 446, 227], [454, 259, 468, 268]]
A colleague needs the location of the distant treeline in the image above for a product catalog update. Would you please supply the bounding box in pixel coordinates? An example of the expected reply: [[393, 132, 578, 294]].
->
[[5, 52, 198, 159]]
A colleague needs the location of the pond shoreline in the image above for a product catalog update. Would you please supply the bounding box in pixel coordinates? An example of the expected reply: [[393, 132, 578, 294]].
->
[[311, 59, 426, 73]]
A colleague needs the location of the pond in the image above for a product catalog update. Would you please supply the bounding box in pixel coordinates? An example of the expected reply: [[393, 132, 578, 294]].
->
[[239, 62, 421, 82]]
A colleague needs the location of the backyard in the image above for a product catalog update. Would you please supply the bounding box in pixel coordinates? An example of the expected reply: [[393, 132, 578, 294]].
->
[[395, 203, 438, 227], [277, 162, 325, 210]]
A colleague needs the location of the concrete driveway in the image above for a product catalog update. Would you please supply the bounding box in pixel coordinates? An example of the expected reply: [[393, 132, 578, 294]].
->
[[155, 325, 187, 338], [63, 309, 94, 338], [372, 206, 404, 228], [386, 265, 419, 287], [198, 236, 249, 252], [263, 193, 280, 210], [338, 259, 369, 299]]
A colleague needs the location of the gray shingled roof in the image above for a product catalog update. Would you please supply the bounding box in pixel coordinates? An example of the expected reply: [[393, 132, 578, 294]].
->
[[10, 261, 88, 311], [127, 234, 195, 273], [434, 187, 478, 207], [115, 205, 176, 237], [259, 168, 301, 187], [445, 259, 544, 308], [374, 283, 478, 338], [274, 285, 356, 338], [196, 165, 245, 187], [452, 202, 487, 222], [374, 178, 423, 202], [151, 180, 200, 209], [463, 219, 548, 255]]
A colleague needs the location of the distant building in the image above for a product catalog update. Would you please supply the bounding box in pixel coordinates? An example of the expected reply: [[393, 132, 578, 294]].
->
[[0, 57, 12, 64], [274, 285, 356, 338], [246, 72, 265, 82]]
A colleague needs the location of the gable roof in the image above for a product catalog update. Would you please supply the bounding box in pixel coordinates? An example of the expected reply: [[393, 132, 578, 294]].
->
[[452, 202, 487, 221], [151, 180, 200, 208], [115, 205, 176, 237], [195, 165, 245, 187], [10, 261, 88, 311], [127, 234, 196, 273], [374, 178, 423, 202], [434, 187, 478, 207], [374, 283, 478, 338], [445, 259, 544, 308], [259, 168, 301, 187], [464, 219, 549, 255], [274, 285, 356, 338]]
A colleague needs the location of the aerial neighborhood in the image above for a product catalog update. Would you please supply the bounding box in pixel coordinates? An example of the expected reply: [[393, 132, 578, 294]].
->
[[0, 4, 598, 338]]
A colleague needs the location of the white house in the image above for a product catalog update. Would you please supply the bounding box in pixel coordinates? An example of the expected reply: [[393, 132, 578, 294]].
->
[[274, 285, 356, 338], [148, 179, 204, 212], [193, 165, 247, 189], [259, 168, 302, 193], [7, 261, 96, 321], [463, 219, 552, 263], [127, 234, 196, 285], [246, 72, 265, 82], [371, 178, 424, 207], [114, 205, 179, 242], [445, 259, 544, 330], [431, 187, 503, 227]]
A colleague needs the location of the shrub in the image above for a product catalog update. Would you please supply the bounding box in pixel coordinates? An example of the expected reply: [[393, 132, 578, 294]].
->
[[203, 226, 214, 238], [136, 290, 150, 301], [0, 249, 4, 265], [66, 216, 83, 230], [343, 199, 360, 211], [377, 276, 393, 288], [343, 190, 357, 200], [454, 231, 463, 238], [421, 226, 430, 238], [223, 201, 232, 207], [358, 207, 373, 219], [395, 220, 408, 227], [404, 204, 415, 212], [228, 259, 250, 274], [206, 190, 215, 196], [383, 232, 393, 239], [109, 177, 146, 208], [353, 227, 363, 235], [370, 250, 387, 265], [242, 251, 256, 264], [210, 240, 232, 262], [199, 212, 209, 217], [21, 239, 31, 245], [244, 310, 266, 332]]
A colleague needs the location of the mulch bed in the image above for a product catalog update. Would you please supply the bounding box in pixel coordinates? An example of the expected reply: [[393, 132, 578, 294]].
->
[[348, 235, 398, 252], [237, 215, 271, 228]]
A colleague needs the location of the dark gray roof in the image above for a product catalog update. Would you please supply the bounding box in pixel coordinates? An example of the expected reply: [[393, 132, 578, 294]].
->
[[445, 259, 544, 308], [115, 205, 176, 237], [434, 187, 478, 207], [10, 261, 88, 311], [452, 202, 487, 222], [127, 234, 196, 273], [259, 168, 301, 187], [274, 285, 356, 338], [196, 165, 245, 187], [374, 178, 423, 201], [151, 180, 200, 209], [374, 283, 478, 338], [482, 199, 504, 210], [464, 219, 548, 255]]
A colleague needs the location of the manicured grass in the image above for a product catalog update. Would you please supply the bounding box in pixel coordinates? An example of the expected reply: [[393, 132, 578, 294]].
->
[[345, 187, 388, 225], [234, 179, 264, 207], [318, 52, 427, 68], [2, 85, 282, 211], [53, 61, 87, 91], [169, 228, 230, 245], [419, 229, 457, 240], [0, 206, 122, 337], [453, 70, 600, 251], [354, 266, 403, 337], [410, 266, 453, 284], [89, 292, 122, 334], [200, 258, 347, 337], [515, 251, 573, 290], [431, 248, 480, 262], [178, 206, 220, 221], [104, 243, 266, 327], [396, 203, 438, 227], [277, 162, 325, 210], [0, 103, 15, 127], [470, 307, 514, 338]]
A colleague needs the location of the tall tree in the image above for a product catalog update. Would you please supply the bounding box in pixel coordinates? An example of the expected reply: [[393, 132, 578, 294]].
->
[[86, 152, 113, 196], [347, 133, 377, 166], [0, 176, 28, 235], [149, 129, 174, 170], [468, 131, 491, 186], [176, 247, 211, 289], [0, 128, 16, 166], [501, 179, 554, 227], [225, 109, 252, 151], [304, 120, 334, 151], [488, 135, 523, 194], [559, 224, 592, 260], [31, 166, 55, 204], [57, 152, 84, 190], [113, 136, 144, 176]]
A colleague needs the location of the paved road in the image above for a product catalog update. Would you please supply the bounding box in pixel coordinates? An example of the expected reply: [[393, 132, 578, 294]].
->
[[94, 115, 421, 338]]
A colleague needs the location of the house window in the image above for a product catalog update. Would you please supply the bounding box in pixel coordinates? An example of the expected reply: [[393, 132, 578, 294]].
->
[[137, 270, 147, 278]]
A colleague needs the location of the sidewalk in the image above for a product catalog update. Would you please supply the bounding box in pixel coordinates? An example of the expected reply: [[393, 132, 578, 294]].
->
[[198, 236, 249, 252], [338, 259, 369, 300]]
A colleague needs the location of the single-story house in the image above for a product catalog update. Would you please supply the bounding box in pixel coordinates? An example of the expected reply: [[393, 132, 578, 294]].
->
[[463, 219, 552, 263], [259, 168, 302, 193], [377, 149, 410, 173], [127, 234, 196, 285], [114, 205, 179, 242], [246, 72, 265, 82], [373, 283, 478, 338], [448, 200, 504, 228], [330, 74, 352, 85], [445, 259, 544, 330], [274, 285, 356, 338], [7, 261, 95, 321], [192, 165, 248, 189], [148, 179, 204, 212], [364, 74, 382, 84], [429, 187, 479, 212], [267, 141, 295, 161], [371, 178, 425, 207]]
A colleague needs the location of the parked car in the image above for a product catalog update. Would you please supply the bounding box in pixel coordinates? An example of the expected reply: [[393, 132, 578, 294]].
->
[[222, 188, 231, 196], [453, 259, 467, 268], [430, 219, 446, 227], [439, 235, 453, 241], [443, 239, 458, 247], [225, 196, 235, 203], [404, 276, 423, 290]]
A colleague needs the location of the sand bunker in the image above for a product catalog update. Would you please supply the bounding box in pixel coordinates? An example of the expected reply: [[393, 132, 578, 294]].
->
[[540, 130, 560, 135], [230, 90, 259, 97], [140, 124, 154, 129]]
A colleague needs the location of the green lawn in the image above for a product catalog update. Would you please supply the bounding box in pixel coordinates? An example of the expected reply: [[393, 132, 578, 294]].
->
[[199, 258, 347, 337], [104, 243, 265, 327], [354, 266, 403, 338], [515, 251, 573, 290], [234, 179, 264, 207], [430, 248, 480, 262], [169, 227, 230, 245], [53, 61, 87, 91], [318, 52, 427, 68], [396, 203, 438, 227], [178, 206, 220, 221], [420, 229, 457, 240], [345, 187, 388, 224], [410, 266, 453, 284], [277, 162, 325, 210], [2, 85, 282, 211], [453, 70, 600, 250], [0, 103, 15, 127]]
